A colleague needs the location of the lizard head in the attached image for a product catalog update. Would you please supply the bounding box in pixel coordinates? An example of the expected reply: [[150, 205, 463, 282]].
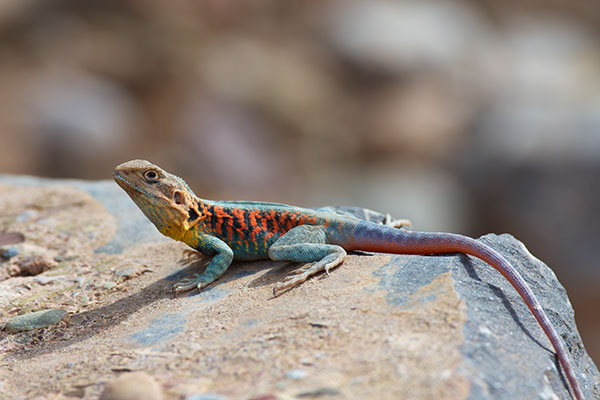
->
[[113, 160, 203, 241]]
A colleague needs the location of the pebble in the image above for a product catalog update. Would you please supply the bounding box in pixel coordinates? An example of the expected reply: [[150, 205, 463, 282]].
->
[[16, 210, 38, 223], [115, 266, 137, 279], [248, 395, 278, 400], [286, 369, 307, 380], [0, 232, 24, 247], [185, 394, 229, 400], [13, 254, 56, 276], [99, 371, 163, 400], [34, 275, 64, 285], [4, 309, 67, 332], [0, 246, 19, 260], [296, 388, 340, 398]]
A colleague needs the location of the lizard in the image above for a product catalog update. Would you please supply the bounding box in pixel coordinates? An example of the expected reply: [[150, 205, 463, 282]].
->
[[113, 159, 583, 400]]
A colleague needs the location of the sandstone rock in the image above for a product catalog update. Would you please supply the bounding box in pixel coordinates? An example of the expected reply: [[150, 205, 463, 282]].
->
[[100, 371, 163, 400], [0, 175, 597, 399]]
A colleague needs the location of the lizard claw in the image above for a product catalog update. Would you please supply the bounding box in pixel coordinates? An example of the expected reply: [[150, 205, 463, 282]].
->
[[182, 249, 203, 261], [172, 273, 211, 295], [383, 214, 412, 229]]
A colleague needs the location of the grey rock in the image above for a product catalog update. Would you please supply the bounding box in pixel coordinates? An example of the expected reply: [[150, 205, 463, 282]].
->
[[0, 246, 19, 260], [5, 309, 67, 332], [375, 233, 599, 399], [324, 0, 490, 74]]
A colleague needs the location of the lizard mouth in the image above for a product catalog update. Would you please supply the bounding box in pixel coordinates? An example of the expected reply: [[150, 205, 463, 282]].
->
[[113, 171, 157, 200], [113, 171, 132, 191]]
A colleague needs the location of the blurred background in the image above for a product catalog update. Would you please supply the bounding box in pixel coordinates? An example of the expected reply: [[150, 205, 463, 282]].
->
[[0, 0, 598, 364]]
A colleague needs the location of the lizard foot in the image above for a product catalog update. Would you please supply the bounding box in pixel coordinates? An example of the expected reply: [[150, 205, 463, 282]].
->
[[382, 215, 412, 229], [273, 255, 344, 297], [172, 273, 211, 295]]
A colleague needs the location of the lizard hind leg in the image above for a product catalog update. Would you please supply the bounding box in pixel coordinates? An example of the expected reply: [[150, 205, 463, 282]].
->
[[268, 225, 347, 296]]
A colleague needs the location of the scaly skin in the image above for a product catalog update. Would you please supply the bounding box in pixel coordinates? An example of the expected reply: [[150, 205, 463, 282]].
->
[[113, 159, 583, 400]]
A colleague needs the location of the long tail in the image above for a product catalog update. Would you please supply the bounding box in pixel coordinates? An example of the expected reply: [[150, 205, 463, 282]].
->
[[346, 222, 583, 400]]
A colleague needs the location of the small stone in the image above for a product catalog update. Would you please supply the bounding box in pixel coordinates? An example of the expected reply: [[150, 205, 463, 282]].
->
[[5, 309, 67, 332], [296, 388, 340, 398], [185, 394, 228, 400], [103, 282, 116, 290], [12, 254, 56, 276], [100, 371, 163, 400], [0, 232, 24, 247], [286, 369, 307, 380], [115, 267, 137, 280], [16, 210, 37, 223], [249, 395, 278, 400], [34, 275, 62, 285], [0, 246, 19, 260]]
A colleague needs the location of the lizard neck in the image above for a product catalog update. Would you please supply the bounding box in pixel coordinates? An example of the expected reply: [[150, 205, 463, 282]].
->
[[151, 195, 212, 243]]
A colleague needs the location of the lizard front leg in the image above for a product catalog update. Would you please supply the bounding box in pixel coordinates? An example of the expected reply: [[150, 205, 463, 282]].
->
[[268, 225, 346, 296], [173, 234, 233, 294]]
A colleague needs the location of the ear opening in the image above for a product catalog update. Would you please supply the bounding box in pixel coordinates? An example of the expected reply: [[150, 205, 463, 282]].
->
[[174, 191, 184, 205]]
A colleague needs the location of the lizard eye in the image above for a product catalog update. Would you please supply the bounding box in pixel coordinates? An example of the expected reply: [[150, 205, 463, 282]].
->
[[144, 170, 158, 182]]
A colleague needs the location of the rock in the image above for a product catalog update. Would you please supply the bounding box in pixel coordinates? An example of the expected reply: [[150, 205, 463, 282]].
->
[[471, 17, 600, 164], [462, 18, 600, 365], [10, 254, 57, 276], [248, 395, 278, 400], [0, 232, 24, 247], [4, 309, 67, 332], [27, 72, 143, 178], [33, 275, 65, 285], [100, 371, 163, 400], [184, 394, 228, 400], [323, 0, 490, 74], [382, 233, 599, 399], [285, 369, 307, 380], [0, 176, 597, 399], [495, 16, 599, 104], [115, 266, 138, 279], [296, 388, 339, 398], [0, 246, 19, 260], [16, 210, 38, 223], [365, 78, 469, 158]]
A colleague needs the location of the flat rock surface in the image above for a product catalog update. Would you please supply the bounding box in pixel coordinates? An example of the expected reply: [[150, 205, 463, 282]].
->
[[0, 175, 598, 399]]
